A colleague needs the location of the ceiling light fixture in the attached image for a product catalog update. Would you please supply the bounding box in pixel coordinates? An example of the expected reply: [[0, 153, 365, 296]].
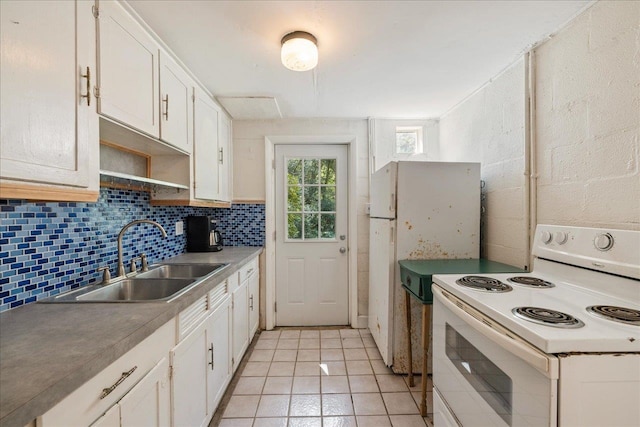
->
[[281, 31, 318, 72]]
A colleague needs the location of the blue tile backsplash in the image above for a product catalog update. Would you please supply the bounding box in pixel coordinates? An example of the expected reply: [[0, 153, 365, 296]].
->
[[0, 188, 264, 312]]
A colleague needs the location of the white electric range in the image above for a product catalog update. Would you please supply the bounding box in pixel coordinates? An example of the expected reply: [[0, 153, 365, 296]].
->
[[431, 225, 640, 427]]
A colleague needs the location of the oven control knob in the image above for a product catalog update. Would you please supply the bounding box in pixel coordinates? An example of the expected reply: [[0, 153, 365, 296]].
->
[[594, 233, 614, 251], [541, 231, 553, 244], [554, 231, 568, 245]]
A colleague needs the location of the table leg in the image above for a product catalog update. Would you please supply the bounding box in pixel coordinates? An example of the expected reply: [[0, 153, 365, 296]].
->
[[420, 304, 430, 416], [405, 290, 414, 387]]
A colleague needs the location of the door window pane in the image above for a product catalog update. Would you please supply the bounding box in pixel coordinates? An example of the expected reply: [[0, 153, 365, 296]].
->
[[288, 159, 303, 184], [285, 156, 337, 241], [304, 159, 319, 184], [320, 214, 336, 238], [288, 186, 302, 211], [320, 186, 336, 211], [304, 186, 319, 212], [288, 213, 302, 239], [303, 213, 319, 239], [320, 159, 336, 184]]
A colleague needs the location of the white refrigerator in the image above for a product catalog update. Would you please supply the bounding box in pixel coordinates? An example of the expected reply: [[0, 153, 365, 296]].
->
[[368, 161, 480, 373]]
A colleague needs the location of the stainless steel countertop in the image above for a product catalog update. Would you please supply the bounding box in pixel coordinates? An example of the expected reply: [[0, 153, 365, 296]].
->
[[0, 247, 263, 427]]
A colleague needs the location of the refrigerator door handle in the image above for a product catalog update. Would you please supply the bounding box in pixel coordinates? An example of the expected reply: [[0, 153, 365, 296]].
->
[[390, 193, 395, 213]]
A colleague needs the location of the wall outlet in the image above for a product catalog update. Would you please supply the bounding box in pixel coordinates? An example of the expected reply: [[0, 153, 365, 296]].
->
[[175, 220, 184, 236]]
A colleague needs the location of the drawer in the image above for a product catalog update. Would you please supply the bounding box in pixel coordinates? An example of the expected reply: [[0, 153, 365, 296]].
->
[[399, 265, 433, 304], [239, 257, 258, 283], [39, 320, 174, 427]]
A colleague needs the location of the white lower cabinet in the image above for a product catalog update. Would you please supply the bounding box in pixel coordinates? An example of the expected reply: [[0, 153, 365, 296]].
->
[[248, 268, 260, 340], [90, 358, 171, 427], [171, 294, 231, 427], [231, 279, 249, 372], [38, 258, 259, 426], [39, 321, 174, 427]]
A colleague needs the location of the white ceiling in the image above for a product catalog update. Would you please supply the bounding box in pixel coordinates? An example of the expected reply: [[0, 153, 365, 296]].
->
[[128, 0, 592, 119]]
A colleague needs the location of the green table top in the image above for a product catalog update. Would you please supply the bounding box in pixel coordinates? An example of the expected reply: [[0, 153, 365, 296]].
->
[[398, 258, 525, 275], [399, 258, 525, 304]]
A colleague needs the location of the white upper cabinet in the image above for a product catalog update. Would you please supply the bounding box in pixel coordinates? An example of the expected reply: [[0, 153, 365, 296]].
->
[[217, 113, 232, 202], [97, 0, 160, 138], [193, 87, 220, 201], [0, 0, 97, 197], [159, 51, 193, 153]]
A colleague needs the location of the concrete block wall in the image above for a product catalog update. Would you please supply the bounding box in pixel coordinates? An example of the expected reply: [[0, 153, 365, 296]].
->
[[232, 119, 371, 318], [535, 0, 640, 230], [439, 58, 529, 269]]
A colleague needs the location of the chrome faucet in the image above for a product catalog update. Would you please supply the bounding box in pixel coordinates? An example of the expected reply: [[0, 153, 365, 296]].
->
[[117, 220, 167, 278]]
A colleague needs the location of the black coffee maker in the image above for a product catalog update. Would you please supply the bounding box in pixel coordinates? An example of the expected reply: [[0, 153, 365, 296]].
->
[[186, 216, 223, 252]]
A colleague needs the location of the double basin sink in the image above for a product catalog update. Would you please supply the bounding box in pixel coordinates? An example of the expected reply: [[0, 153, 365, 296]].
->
[[43, 263, 228, 303]]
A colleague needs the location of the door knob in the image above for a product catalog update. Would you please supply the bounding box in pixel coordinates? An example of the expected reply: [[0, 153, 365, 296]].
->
[[339, 247, 346, 254], [340, 235, 346, 240]]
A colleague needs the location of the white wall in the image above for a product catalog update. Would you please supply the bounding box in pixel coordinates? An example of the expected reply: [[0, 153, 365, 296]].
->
[[371, 119, 440, 172], [233, 119, 371, 317], [535, 0, 640, 230], [439, 58, 529, 268]]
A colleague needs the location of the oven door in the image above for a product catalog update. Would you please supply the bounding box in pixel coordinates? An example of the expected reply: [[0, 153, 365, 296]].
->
[[432, 285, 558, 427]]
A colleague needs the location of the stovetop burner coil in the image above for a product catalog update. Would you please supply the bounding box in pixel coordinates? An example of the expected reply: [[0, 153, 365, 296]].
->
[[507, 276, 555, 288], [512, 306, 585, 328], [455, 276, 512, 292], [586, 305, 640, 326]]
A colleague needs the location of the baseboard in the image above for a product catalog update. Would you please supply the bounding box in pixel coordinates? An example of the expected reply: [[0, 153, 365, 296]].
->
[[356, 315, 369, 329]]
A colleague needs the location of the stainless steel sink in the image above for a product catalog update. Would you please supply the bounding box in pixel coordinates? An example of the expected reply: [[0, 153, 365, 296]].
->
[[39, 262, 229, 303], [137, 263, 226, 279], [76, 278, 195, 302]]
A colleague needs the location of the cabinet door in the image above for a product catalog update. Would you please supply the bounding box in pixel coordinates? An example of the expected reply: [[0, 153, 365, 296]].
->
[[193, 88, 220, 201], [0, 0, 94, 188], [159, 51, 192, 153], [119, 358, 170, 427], [249, 271, 260, 340], [232, 281, 249, 371], [208, 299, 231, 411], [217, 113, 232, 202], [171, 318, 211, 427], [97, 0, 159, 137], [90, 405, 120, 427]]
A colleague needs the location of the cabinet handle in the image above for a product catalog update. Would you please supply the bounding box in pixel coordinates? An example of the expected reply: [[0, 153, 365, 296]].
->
[[219, 147, 224, 164], [246, 268, 254, 276], [163, 94, 169, 120], [80, 66, 91, 106], [249, 295, 254, 311], [100, 366, 137, 399], [208, 343, 214, 370]]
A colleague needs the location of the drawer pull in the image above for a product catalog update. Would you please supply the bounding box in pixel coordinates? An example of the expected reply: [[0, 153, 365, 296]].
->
[[100, 366, 137, 399], [246, 268, 254, 276]]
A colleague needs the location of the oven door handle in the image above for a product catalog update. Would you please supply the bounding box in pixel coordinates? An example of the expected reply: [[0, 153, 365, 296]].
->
[[433, 285, 559, 379]]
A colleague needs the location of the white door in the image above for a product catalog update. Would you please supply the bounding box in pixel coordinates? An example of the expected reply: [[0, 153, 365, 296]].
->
[[159, 51, 192, 153], [368, 218, 395, 365], [171, 319, 210, 427], [217, 114, 232, 202], [119, 358, 170, 427], [208, 300, 231, 411], [275, 144, 349, 326], [193, 88, 220, 200], [97, 0, 160, 137], [231, 281, 249, 371], [0, 0, 94, 188]]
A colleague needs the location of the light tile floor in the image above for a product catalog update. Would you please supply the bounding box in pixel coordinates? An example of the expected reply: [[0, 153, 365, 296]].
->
[[214, 328, 433, 427]]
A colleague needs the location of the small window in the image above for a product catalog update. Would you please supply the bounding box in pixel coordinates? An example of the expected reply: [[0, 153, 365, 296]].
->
[[395, 126, 423, 155]]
